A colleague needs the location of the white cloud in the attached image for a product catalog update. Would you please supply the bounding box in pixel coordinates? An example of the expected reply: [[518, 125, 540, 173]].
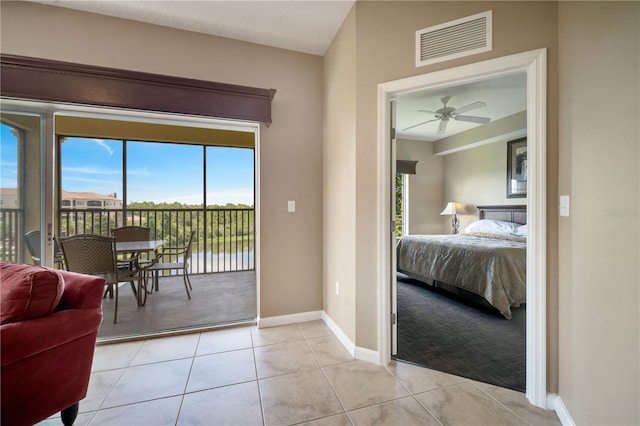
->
[[64, 166, 120, 175], [93, 139, 114, 155]]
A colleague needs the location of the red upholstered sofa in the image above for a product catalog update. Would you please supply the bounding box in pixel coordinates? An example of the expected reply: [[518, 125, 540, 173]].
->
[[1, 262, 104, 426]]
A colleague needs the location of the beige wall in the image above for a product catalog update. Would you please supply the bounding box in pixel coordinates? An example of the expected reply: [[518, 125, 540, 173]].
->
[[323, 8, 357, 341], [396, 139, 444, 234], [558, 2, 639, 424], [444, 140, 526, 232], [0, 1, 325, 318], [344, 1, 559, 386]]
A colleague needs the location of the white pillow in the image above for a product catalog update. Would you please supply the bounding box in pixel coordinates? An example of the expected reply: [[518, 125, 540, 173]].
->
[[515, 224, 528, 237], [464, 219, 520, 235]]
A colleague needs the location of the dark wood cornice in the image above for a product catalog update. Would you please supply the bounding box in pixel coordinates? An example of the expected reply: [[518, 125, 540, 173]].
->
[[0, 54, 275, 125]]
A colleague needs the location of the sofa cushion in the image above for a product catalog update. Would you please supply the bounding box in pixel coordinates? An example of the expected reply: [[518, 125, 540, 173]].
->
[[1, 262, 65, 324]]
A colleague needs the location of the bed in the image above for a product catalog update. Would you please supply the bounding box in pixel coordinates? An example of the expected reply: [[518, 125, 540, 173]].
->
[[396, 205, 526, 319]]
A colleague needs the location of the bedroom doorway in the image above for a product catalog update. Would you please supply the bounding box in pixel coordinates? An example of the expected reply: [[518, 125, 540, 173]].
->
[[393, 73, 528, 392], [378, 49, 547, 408]]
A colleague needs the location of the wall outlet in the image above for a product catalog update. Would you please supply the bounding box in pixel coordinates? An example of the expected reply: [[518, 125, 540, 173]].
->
[[287, 200, 296, 213], [335, 281, 340, 296]]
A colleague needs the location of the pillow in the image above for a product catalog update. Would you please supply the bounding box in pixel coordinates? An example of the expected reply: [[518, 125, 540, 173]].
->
[[464, 219, 520, 236], [0, 262, 65, 325], [515, 224, 528, 237]]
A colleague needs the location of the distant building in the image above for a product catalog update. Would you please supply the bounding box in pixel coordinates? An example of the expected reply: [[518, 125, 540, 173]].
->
[[0, 188, 18, 207], [0, 188, 122, 209], [60, 191, 122, 209]]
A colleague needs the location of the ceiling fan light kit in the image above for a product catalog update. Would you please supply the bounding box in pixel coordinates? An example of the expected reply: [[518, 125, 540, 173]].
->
[[403, 95, 491, 134]]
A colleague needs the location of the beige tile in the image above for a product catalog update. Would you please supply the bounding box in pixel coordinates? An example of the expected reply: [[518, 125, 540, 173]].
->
[[178, 382, 263, 426], [260, 369, 344, 425], [347, 396, 440, 426], [298, 413, 352, 426], [307, 335, 354, 367], [196, 326, 253, 356], [251, 323, 305, 346], [92, 341, 143, 371], [254, 340, 319, 378], [473, 381, 563, 426], [323, 361, 410, 411], [415, 381, 524, 425], [298, 320, 334, 339], [82, 369, 125, 412], [88, 396, 181, 425], [101, 359, 192, 408], [37, 411, 95, 426], [186, 348, 256, 392], [130, 334, 199, 365], [387, 360, 467, 394]]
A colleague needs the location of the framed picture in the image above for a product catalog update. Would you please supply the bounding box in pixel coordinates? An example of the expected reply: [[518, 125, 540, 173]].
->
[[507, 137, 527, 198]]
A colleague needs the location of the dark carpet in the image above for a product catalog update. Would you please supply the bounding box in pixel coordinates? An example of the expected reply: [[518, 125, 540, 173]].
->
[[396, 273, 526, 392]]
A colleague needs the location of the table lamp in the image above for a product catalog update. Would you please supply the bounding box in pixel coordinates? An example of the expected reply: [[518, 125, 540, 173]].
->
[[440, 201, 461, 234]]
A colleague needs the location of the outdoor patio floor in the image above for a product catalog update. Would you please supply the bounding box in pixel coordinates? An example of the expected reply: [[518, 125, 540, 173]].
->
[[97, 271, 257, 341]]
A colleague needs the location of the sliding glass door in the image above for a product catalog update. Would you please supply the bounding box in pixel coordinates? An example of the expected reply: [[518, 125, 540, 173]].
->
[[0, 111, 45, 265]]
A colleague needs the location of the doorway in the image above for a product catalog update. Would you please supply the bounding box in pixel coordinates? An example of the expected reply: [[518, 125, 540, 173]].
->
[[394, 72, 527, 392], [377, 49, 548, 408]]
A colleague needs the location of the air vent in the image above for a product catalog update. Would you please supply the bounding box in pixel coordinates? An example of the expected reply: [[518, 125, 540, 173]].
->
[[416, 11, 492, 67]]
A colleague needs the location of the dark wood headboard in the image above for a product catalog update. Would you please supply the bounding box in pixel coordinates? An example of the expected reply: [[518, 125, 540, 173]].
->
[[477, 205, 526, 225]]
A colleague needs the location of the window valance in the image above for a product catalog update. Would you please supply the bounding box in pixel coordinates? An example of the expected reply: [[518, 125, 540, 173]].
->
[[397, 160, 418, 175], [0, 54, 276, 125]]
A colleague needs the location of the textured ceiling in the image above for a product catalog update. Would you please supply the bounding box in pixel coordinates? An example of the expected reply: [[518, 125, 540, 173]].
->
[[27, 0, 355, 55]]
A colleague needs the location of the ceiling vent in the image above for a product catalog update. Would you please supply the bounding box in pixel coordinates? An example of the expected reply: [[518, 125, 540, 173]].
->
[[416, 11, 492, 67]]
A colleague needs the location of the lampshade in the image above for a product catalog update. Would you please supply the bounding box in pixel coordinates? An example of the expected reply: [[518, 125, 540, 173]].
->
[[440, 202, 459, 216]]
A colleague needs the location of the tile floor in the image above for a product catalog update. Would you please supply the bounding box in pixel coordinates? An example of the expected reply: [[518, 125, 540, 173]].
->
[[40, 321, 562, 426]]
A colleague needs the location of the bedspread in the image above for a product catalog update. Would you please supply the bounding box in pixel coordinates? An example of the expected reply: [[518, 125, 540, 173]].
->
[[396, 233, 526, 319]]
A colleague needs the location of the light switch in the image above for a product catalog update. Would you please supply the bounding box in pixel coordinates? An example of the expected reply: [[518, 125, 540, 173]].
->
[[288, 200, 296, 213], [559, 195, 570, 217]]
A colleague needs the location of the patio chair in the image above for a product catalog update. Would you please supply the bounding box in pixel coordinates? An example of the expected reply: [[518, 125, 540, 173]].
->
[[52, 236, 65, 270], [143, 230, 196, 300], [23, 230, 41, 265], [24, 230, 65, 269], [111, 226, 152, 265], [59, 234, 139, 323]]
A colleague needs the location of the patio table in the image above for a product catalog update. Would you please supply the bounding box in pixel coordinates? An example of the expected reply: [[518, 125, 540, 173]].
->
[[115, 240, 164, 306]]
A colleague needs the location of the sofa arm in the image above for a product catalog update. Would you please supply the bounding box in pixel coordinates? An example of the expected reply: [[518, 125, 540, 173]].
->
[[1, 307, 103, 367], [57, 270, 105, 311]]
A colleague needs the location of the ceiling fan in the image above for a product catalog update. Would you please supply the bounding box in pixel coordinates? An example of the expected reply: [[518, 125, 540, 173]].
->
[[403, 96, 491, 134]]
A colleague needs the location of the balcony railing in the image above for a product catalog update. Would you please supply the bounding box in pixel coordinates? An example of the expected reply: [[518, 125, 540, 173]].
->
[[58, 207, 255, 273], [0, 208, 23, 263]]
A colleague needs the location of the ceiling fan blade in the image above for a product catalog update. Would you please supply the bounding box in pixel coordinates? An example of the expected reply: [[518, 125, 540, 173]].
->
[[454, 115, 491, 124], [437, 120, 448, 134], [402, 118, 439, 131], [417, 109, 438, 115], [453, 101, 486, 114]]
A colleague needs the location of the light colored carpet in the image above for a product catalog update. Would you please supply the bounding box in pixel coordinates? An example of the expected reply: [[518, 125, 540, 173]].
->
[[98, 271, 256, 341]]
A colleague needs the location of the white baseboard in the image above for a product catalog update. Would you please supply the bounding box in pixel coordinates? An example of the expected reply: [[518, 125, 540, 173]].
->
[[321, 312, 355, 356], [547, 393, 575, 426], [354, 346, 380, 364], [259, 310, 382, 366], [257, 310, 322, 328]]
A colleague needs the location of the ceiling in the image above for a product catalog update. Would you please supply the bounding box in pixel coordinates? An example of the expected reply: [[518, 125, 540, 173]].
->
[[26, 1, 526, 142], [27, 0, 355, 56]]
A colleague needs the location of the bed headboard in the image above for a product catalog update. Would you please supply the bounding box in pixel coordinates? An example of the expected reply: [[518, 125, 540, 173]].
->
[[477, 205, 526, 225]]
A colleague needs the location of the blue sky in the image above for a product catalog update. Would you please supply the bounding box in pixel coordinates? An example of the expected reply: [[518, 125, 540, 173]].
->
[[0, 124, 18, 190], [1, 123, 255, 206]]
